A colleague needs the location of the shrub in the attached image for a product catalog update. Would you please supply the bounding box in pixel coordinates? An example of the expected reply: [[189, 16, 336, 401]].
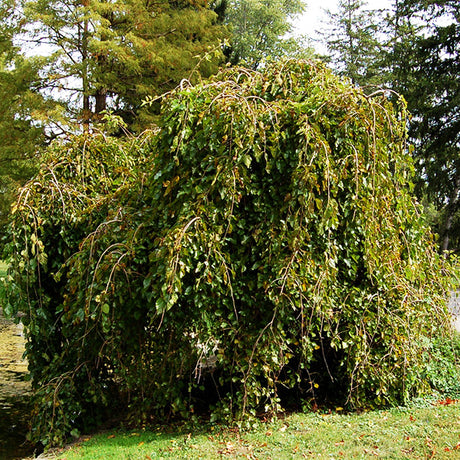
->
[[4, 60, 457, 446], [422, 332, 460, 398]]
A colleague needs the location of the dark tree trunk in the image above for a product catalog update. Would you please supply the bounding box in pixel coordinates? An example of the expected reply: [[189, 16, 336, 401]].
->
[[95, 88, 107, 114]]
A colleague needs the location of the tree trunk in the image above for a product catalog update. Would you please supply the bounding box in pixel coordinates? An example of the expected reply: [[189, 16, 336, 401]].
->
[[81, 0, 91, 130], [95, 88, 107, 115]]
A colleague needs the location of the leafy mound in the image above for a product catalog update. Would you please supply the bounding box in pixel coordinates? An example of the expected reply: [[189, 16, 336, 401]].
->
[[4, 60, 456, 446]]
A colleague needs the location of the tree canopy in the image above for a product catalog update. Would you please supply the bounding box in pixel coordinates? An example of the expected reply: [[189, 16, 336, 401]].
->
[[17, 0, 226, 131], [4, 60, 456, 447], [221, 0, 307, 68], [0, 0, 47, 228], [321, 0, 383, 86]]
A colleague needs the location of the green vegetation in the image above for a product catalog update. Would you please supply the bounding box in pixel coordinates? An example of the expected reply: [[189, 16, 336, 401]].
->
[[3, 60, 457, 447], [321, 0, 382, 87], [0, 261, 8, 278], [221, 0, 308, 68], [0, 0, 458, 454], [422, 334, 460, 398], [43, 401, 460, 459], [19, 0, 227, 131], [391, 0, 460, 254], [321, 0, 460, 254]]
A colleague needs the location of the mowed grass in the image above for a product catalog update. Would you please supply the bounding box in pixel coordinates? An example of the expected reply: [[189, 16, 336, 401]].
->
[[48, 401, 460, 460], [0, 260, 8, 278]]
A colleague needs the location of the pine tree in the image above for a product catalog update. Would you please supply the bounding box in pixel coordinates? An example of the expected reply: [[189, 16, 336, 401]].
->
[[0, 1, 46, 228], [21, 0, 226, 131], [321, 0, 383, 87]]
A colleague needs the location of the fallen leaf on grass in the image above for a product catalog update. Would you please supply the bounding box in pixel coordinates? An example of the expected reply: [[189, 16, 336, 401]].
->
[[445, 441, 460, 452], [107, 434, 116, 439], [217, 442, 236, 455], [436, 397, 459, 406]]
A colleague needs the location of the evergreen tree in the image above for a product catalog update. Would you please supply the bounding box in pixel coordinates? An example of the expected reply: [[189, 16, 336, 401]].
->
[[0, 1, 46, 228], [21, 0, 226, 131], [391, 0, 460, 253], [320, 0, 383, 86]]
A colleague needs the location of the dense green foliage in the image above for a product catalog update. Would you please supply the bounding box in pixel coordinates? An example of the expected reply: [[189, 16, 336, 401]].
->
[[13, 0, 226, 131], [0, 0, 227, 238], [4, 60, 456, 447], [221, 0, 308, 68], [422, 334, 460, 398], [0, 0, 47, 231]]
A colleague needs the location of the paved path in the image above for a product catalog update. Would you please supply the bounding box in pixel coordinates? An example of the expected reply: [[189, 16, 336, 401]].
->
[[0, 309, 33, 459], [448, 290, 460, 332]]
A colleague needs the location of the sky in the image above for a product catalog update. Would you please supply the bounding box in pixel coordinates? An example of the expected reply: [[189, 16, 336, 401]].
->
[[293, 0, 393, 52]]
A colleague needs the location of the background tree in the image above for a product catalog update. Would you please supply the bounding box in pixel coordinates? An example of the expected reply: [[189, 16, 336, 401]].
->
[[221, 0, 307, 69], [0, 0, 47, 230], [389, 0, 460, 254], [319, 0, 459, 254], [20, 0, 226, 131], [320, 0, 383, 87]]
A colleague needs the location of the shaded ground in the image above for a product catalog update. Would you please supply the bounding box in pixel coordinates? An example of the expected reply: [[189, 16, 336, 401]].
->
[[0, 309, 35, 459]]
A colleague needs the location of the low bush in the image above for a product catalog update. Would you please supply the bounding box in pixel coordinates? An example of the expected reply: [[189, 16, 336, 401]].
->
[[422, 333, 460, 398], [3, 60, 457, 446]]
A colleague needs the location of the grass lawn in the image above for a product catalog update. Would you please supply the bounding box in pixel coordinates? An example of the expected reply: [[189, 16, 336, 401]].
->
[[0, 260, 8, 278], [43, 399, 460, 459]]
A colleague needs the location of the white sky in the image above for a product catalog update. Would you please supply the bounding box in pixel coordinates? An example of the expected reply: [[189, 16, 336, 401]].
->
[[293, 0, 393, 52]]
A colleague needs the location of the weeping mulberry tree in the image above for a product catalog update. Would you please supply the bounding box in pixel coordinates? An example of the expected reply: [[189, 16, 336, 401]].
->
[[4, 60, 456, 446]]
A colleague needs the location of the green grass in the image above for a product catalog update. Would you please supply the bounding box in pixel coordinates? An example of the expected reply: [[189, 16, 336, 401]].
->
[[0, 260, 8, 279], [47, 401, 460, 459]]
